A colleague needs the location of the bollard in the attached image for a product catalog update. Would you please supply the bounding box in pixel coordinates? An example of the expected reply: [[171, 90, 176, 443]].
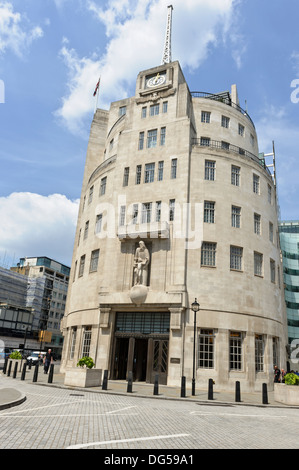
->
[[127, 371, 133, 393], [153, 374, 159, 396], [13, 361, 18, 379], [33, 363, 39, 383], [48, 364, 54, 383], [262, 383, 268, 405], [3, 357, 8, 374], [7, 360, 12, 377], [102, 370, 108, 390], [21, 362, 27, 381], [235, 381, 241, 402], [180, 376, 186, 398], [208, 378, 214, 400], [28, 359, 32, 370]]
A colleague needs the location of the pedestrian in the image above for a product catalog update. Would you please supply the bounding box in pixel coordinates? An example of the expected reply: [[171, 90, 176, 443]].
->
[[274, 365, 281, 383], [43, 349, 53, 374]]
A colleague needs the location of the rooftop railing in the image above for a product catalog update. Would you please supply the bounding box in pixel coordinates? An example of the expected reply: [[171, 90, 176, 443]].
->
[[191, 91, 255, 129]]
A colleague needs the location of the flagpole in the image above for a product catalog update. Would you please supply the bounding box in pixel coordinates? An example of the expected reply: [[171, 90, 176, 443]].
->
[[94, 76, 101, 114]]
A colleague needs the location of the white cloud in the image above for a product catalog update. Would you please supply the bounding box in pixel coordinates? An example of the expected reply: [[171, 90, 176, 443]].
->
[[0, 1, 43, 57], [55, 0, 242, 135], [255, 105, 299, 220], [0, 193, 79, 267]]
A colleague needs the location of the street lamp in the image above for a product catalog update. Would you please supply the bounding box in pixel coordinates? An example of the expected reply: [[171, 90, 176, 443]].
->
[[191, 298, 200, 396]]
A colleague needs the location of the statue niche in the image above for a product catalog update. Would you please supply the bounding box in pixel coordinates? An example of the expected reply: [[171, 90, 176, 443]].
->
[[133, 241, 150, 286]]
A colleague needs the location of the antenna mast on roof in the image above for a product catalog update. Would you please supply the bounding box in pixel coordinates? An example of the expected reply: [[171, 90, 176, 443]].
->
[[162, 5, 173, 64]]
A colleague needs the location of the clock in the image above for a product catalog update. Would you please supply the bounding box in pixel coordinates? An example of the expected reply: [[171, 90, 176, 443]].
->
[[146, 72, 166, 88]]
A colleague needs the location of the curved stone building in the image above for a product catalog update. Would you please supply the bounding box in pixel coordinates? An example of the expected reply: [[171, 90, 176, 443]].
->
[[61, 61, 287, 392]]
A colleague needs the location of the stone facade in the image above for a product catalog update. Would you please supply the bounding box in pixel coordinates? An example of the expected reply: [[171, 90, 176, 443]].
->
[[60, 61, 287, 392]]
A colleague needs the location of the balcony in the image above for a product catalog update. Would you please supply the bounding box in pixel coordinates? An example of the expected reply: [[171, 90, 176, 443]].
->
[[118, 221, 169, 240], [192, 138, 272, 176]]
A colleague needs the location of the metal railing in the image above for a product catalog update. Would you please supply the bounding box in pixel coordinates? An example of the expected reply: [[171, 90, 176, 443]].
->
[[191, 91, 255, 129], [192, 138, 272, 176]]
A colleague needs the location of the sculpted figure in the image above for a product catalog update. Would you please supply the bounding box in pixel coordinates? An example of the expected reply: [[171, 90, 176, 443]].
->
[[133, 241, 150, 286]]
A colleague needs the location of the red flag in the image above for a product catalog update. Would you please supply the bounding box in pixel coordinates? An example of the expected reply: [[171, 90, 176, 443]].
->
[[93, 78, 100, 97]]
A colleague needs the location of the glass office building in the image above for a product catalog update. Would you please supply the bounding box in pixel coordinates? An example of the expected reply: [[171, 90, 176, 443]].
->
[[279, 221, 299, 368]]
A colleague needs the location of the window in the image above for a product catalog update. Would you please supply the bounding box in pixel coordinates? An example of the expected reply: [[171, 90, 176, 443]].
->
[[201, 137, 210, 147], [100, 177, 107, 196], [230, 246, 243, 271], [221, 141, 230, 151], [136, 165, 142, 184], [132, 204, 138, 224], [147, 129, 157, 148], [270, 259, 275, 283], [221, 115, 230, 128], [88, 186, 94, 204], [78, 255, 85, 277], [150, 104, 159, 116], [250, 134, 255, 146], [95, 214, 102, 234], [123, 167, 129, 186], [254, 213, 261, 235], [144, 163, 155, 183], [255, 334, 264, 372], [81, 326, 92, 358], [198, 329, 215, 369], [119, 205, 126, 226], [109, 139, 114, 151], [268, 184, 272, 204], [201, 111, 211, 123], [70, 327, 77, 359], [273, 337, 279, 368], [139, 132, 144, 150], [171, 158, 177, 179], [253, 174, 260, 194], [205, 160, 215, 180], [84, 221, 89, 240], [169, 199, 175, 222], [119, 105, 126, 116], [254, 251, 263, 276], [160, 127, 166, 146], [269, 222, 274, 242], [77, 228, 81, 246], [232, 206, 241, 228], [231, 165, 240, 186], [90, 249, 100, 272], [229, 332, 242, 370], [162, 101, 168, 113], [141, 202, 152, 223], [201, 242, 216, 267], [158, 161, 164, 181], [204, 201, 215, 224], [141, 107, 147, 118], [238, 123, 245, 136], [155, 201, 161, 222]]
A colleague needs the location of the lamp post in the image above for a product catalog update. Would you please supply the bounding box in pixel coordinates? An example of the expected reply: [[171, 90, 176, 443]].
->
[[191, 298, 200, 396]]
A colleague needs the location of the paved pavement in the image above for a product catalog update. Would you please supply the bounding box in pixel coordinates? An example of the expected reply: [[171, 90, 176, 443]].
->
[[0, 361, 296, 410]]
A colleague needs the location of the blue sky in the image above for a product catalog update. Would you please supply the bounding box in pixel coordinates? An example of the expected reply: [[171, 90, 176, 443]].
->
[[0, 0, 299, 267]]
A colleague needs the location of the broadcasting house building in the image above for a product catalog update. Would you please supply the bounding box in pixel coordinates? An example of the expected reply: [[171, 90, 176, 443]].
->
[[60, 60, 287, 392]]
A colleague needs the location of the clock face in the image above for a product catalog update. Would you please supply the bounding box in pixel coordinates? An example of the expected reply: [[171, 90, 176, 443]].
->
[[146, 73, 166, 88]]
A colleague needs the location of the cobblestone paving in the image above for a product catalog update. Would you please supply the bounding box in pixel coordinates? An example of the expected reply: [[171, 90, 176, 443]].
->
[[0, 375, 298, 450]]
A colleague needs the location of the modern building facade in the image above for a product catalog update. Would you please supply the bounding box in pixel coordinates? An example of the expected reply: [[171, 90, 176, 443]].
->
[[61, 61, 287, 391], [10, 257, 70, 356], [279, 221, 299, 369]]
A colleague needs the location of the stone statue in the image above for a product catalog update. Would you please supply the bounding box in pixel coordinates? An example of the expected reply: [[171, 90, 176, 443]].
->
[[133, 241, 150, 286]]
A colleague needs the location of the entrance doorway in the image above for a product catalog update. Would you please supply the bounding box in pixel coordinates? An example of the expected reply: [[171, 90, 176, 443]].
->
[[112, 336, 169, 384]]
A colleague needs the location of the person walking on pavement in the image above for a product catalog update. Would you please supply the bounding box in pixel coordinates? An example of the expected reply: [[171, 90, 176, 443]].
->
[[274, 365, 281, 383], [43, 349, 53, 374]]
